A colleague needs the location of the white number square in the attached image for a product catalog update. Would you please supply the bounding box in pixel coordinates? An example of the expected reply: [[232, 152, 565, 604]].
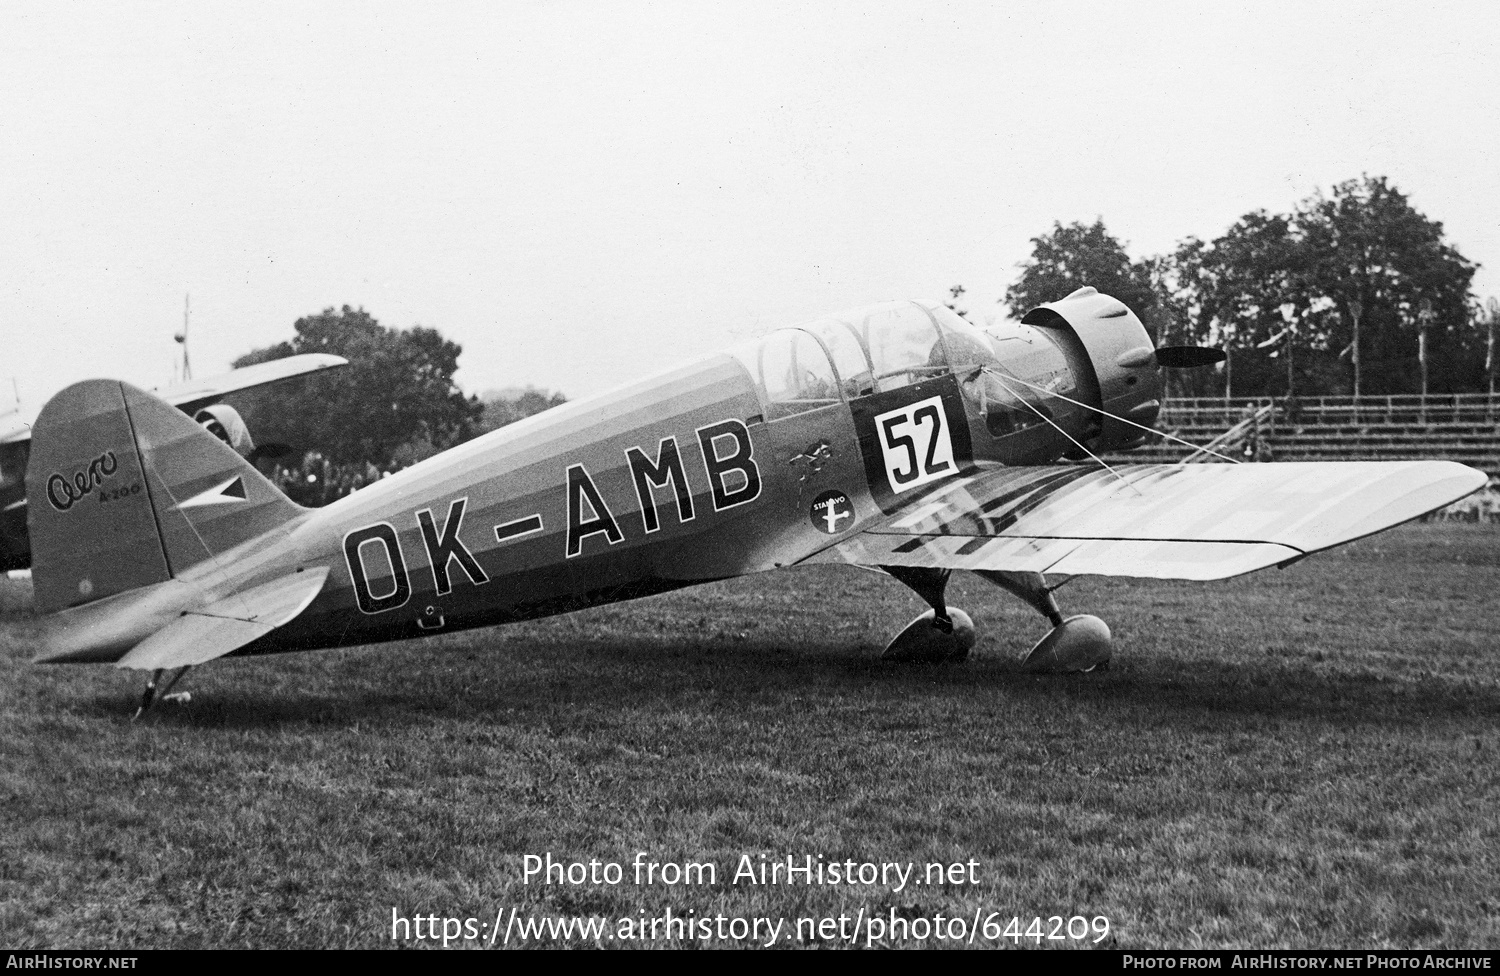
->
[[873, 395, 956, 494]]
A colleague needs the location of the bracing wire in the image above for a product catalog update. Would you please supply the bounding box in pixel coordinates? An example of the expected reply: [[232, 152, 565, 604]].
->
[[979, 365, 1244, 465], [980, 368, 1143, 496]]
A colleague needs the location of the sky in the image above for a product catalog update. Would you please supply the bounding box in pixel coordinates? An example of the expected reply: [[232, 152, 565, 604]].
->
[[3, 1, 1497, 420]]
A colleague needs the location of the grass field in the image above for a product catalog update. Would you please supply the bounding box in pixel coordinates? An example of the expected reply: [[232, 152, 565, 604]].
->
[[2, 523, 1497, 949]]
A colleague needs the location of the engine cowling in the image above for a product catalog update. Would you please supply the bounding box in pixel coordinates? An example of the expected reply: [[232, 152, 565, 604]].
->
[[1020, 287, 1163, 452], [193, 405, 255, 458]]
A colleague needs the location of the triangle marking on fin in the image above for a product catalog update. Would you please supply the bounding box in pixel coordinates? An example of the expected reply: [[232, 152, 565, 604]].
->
[[178, 476, 248, 509]]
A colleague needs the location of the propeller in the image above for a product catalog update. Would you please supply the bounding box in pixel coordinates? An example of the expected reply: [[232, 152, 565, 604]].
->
[[1154, 345, 1227, 369]]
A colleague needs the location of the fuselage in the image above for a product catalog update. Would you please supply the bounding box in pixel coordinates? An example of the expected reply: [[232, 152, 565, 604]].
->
[[0, 430, 31, 572], [39, 293, 1161, 661]]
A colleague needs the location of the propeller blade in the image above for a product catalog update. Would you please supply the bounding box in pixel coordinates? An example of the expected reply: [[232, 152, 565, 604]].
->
[[1155, 346, 1227, 368]]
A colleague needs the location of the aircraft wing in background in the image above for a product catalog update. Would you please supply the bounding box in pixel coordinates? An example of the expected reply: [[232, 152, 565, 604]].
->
[[150, 353, 349, 414], [3, 354, 348, 447], [1, 353, 347, 574], [0, 412, 26, 446]]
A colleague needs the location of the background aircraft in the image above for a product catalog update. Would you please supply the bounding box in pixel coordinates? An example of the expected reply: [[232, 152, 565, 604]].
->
[[20, 289, 1484, 714], [0, 354, 346, 574]]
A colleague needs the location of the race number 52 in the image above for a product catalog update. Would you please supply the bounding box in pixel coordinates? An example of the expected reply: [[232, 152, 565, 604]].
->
[[874, 396, 956, 494]]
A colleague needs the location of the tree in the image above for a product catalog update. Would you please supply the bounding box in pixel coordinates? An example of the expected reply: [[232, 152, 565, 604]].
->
[[230, 306, 484, 468], [945, 284, 970, 319], [1004, 219, 1160, 333], [1153, 177, 1480, 397], [1161, 211, 1317, 397], [1144, 238, 1223, 398], [477, 387, 568, 433], [1486, 298, 1500, 396], [1298, 176, 1478, 395]]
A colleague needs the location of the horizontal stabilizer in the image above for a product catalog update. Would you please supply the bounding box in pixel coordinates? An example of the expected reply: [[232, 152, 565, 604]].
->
[[116, 567, 328, 671], [809, 461, 1487, 581]]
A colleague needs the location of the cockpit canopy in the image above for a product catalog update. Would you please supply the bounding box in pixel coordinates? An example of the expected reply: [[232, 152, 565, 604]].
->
[[729, 300, 1003, 420]]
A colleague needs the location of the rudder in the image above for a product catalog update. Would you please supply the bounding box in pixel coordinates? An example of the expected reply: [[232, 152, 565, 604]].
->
[[27, 380, 304, 613]]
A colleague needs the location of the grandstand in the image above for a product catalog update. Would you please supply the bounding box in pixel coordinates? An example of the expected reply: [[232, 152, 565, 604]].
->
[[1118, 393, 1500, 477]]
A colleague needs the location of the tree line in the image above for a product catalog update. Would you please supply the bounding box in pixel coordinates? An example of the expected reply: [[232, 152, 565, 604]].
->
[[232, 174, 1494, 504], [995, 176, 1495, 399]]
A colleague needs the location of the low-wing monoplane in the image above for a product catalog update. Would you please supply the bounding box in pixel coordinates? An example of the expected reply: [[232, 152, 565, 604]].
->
[[21, 289, 1485, 712], [1, 353, 346, 573]]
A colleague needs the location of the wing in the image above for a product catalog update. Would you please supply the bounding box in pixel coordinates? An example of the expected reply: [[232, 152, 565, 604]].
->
[[153, 353, 348, 413], [2, 354, 348, 450], [807, 461, 1486, 581], [1, 411, 27, 446]]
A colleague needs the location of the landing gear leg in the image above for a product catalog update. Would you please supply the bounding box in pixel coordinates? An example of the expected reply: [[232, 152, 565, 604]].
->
[[973, 570, 1112, 673], [879, 566, 976, 662], [131, 666, 192, 721]]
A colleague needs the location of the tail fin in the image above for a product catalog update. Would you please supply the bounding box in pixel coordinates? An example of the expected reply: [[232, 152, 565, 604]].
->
[[26, 380, 303, 613]]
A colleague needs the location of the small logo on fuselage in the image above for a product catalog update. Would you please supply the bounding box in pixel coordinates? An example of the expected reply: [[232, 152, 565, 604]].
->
[[810, 490, 854, 534]]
